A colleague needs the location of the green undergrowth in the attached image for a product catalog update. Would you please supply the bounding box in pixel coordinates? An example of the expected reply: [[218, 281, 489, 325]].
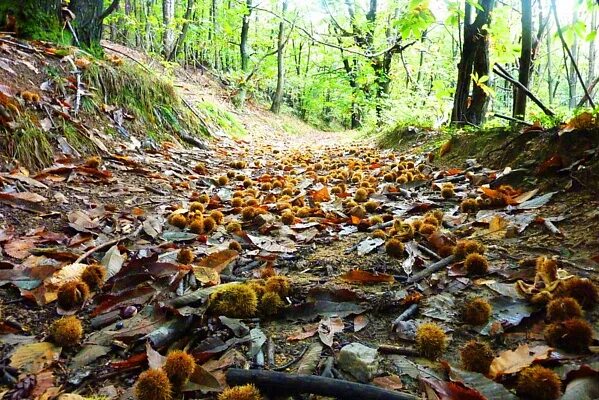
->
[[196, 101, 246, 138], [0, 113, 96, 170], [84, 62, 209, 142]]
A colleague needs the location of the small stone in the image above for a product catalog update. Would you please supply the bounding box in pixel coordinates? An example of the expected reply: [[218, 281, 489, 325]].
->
[[337, 342, 378, 382]]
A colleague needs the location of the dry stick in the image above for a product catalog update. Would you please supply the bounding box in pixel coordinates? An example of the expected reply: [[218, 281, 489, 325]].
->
[[551, 0, 595, 109], [391, 303, 418, 331], [377, 344, 419, 357], [577, 76, 599, 108], [492, 112, 533, 127], [493, 64, 555, 117], [272, 345, 309, 371], [416, 244, 442, 261], [74, 225, 142, 264], [226, 369, 420, 400], [406, 255, 455, 284]]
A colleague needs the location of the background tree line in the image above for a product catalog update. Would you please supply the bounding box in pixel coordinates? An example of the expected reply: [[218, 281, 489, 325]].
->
[[5, 0, 599, 130]]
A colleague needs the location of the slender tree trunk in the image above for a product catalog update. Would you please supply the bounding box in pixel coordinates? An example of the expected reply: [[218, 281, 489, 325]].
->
[[546, 19, 553, 103], [567, 5, 579, 108], [162, 0, 175, 59], [452, 0, 496, 125], [240, 0, 252, 71], [514, 0, 532, 119], [168, 0, 194, 61], [270, 0, 288, 114], [587, 9, 597, 89]]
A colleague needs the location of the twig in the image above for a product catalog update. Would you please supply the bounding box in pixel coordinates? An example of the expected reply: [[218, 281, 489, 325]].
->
[[272, 345, 309, 371], [492, 112, 533, 126], [377, 344, 419, 357], [493, 64, 555, 117], [391, 304, 418, 331], [226, 369, 420, 400], [74, 225, 142, 264], [406, 255, 455, 284], [417, 244, 442, 261]]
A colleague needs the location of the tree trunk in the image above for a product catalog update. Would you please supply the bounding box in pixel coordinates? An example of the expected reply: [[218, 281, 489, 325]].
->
[[0, 0, 61, 40], [168, 0, 195, 61], [270, 0, 288, 114], [587, 9, 597, 90], [69, 0, 120, 47], [567, 5, 579, 108], [514, 0, 532, 119], [240, 0, 252, 72], [546, 19, 553, 103], [162, 0, 175, 59], [451, 0, 495, 125]]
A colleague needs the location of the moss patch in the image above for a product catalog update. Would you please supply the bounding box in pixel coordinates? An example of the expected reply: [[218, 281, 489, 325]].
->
[[84, 62, 208, 143], [0, 1, 71, 44], [196, 101, 246, 139]]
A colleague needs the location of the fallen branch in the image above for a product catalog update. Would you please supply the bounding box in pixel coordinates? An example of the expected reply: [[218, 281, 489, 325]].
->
[[492, 112, 533, 127], [406, 255, 455, 284], [377, 345, 419, 357], [226, 369, 419, 400], [493, 64, 555, 117], [391, 303, 418, 331]]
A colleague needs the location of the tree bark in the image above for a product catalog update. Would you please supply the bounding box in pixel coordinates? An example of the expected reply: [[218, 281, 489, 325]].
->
[[69, 0, 120, 47], [240, 0, 252, 72], [567, 5, 579, 109], [0, 0, 62, 40], [162, 0, 175, 59], [270, 0, 288, 114], [168, 0, 195, 61], [451, 0, 495, 125], [514, 0, 532, 119]]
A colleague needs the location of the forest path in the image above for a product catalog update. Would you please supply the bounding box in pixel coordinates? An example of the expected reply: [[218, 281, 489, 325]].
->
[[102, 41, 359, 153]]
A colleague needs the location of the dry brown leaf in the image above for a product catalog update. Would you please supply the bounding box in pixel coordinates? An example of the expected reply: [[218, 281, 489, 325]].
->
[[287, 323, 319, 341], [3, 238, 37, 259], [312, 187, 331, 202], [489, 344, 553, 379], [197, 249, 239, 273], [372, 375, 403, 390], [340, 269, 394, 284]]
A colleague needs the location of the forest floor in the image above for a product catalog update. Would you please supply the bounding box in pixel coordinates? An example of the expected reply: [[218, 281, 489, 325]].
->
[[1, 38, 599, 400]]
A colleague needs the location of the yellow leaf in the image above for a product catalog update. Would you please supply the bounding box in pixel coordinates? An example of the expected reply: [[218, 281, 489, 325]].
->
[[10, 342, 61, 373]]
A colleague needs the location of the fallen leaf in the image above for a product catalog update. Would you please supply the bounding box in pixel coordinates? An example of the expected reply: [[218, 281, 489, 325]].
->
[[318, 316, 344, 347], [197, 249, 238, 273], [340, 269, 394, 284], [373, 375, 403, 390], [10, 342, 61, 373], [353, 314, 368, 332], [356, 237, 385, 255], [489, 344, 553, 379]]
